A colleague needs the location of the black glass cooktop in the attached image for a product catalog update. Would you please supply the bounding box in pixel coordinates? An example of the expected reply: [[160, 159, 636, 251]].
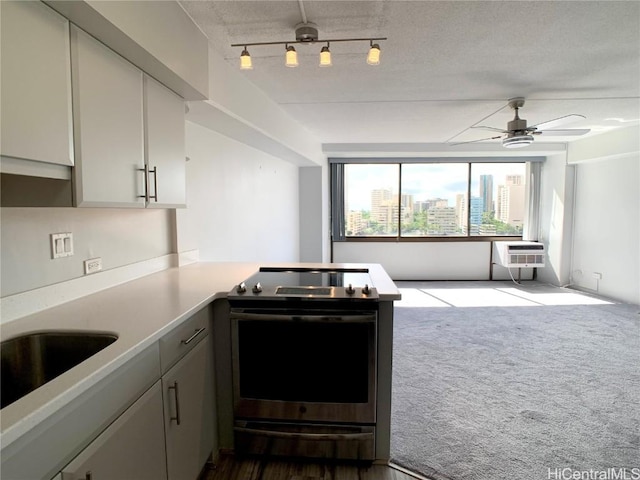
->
[[229, 267, 378, 301], [245, 267, 373, 289]]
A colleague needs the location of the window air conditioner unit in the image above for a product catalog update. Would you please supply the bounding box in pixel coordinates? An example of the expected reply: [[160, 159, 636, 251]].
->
[[494, 241, 545, 268]]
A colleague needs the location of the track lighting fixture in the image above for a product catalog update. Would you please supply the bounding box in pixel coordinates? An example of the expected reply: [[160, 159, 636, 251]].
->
[[231, 23, 386, 69]]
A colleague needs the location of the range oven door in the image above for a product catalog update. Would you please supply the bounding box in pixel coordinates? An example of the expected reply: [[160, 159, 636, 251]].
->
[[231, 309, 377, 425]]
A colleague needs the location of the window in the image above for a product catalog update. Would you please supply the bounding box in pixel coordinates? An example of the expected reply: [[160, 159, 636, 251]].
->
[[345, 164, 398, 236], [334, 160, 531, 240], [401, 164, 468, 237]]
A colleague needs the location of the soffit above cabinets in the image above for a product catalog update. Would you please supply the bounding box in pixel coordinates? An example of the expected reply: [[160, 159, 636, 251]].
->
[[44, 0, 209, 100]]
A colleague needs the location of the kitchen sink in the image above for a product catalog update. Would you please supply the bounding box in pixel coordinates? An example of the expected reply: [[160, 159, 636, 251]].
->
[[1, 331, 118, 409]]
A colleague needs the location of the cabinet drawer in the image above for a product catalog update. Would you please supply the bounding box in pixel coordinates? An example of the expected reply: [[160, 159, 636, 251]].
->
[[160, 306, 210, 373]]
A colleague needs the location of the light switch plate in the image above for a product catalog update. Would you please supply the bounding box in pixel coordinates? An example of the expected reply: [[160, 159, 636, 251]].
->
[[51, 233, 73, 259]]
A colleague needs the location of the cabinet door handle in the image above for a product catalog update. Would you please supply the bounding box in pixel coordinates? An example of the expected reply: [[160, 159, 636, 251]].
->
[[181, 327, 205, 345], [138, 164, 150, 202], [168, 382, 181, 425], [149, 166, 158, 202]]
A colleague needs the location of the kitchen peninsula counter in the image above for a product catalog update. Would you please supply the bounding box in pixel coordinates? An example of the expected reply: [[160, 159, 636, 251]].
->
[[0, 261, 400, 468]]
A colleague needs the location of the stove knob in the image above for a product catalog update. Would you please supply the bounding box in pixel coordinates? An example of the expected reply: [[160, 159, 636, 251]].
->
[[346, 283, 355, 295], [362, 284, 371, 296], [236, 282, 247, 294], [252, 282, 263, 294]]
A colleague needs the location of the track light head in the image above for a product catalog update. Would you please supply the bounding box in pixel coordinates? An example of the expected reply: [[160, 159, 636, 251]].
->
[[367, 42, 381, 65], [285, 45, 298, 67], [240, 47, 252, 70], [319, 44, 332, 67]]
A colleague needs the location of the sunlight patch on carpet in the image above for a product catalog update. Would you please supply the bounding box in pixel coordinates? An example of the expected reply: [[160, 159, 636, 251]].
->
[[420, 287, 538, 307], [396, 288, 451, 308], [497, 287, 614, 306]]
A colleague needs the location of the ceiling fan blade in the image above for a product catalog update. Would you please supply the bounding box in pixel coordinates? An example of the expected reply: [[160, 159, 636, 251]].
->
[[530, 114, 586, 130], [449, 135, 503, 146], [471, 125, 508, 133], [537, 128, 591, 136]]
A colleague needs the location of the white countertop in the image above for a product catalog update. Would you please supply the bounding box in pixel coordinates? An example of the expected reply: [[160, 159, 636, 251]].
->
[[0, 262, 400, 449]]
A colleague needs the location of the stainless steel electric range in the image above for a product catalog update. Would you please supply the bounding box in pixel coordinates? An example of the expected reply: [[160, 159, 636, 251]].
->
[[227, 267, 380, 461]]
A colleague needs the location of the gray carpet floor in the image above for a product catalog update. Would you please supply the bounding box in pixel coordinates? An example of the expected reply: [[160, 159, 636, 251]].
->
[[390, 281, 640, 480]]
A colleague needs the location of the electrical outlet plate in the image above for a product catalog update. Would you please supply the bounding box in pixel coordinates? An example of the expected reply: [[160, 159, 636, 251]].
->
[[84, 258, 102, 275], [51, 233, 73, 259]]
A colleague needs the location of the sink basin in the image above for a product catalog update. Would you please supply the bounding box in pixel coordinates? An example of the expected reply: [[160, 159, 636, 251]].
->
[[1, 331, 118, 409]]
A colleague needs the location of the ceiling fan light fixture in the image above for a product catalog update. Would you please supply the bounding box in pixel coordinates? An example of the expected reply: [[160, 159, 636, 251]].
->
[[240, 47, 253, 70], [319, 44, 332, 67], [503, 135, 534, 148], [285, 45, 298, 67], [367, 42, 381, 65]]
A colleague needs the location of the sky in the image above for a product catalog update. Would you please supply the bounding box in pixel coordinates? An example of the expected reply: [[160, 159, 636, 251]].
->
[[345, 163, 526, 211]]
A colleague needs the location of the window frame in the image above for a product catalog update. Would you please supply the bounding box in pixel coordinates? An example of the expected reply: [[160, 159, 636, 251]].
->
[[330, 157, 542, 243]]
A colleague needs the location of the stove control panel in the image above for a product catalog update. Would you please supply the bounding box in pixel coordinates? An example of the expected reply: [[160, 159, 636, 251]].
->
[[230, 283, 378, 300]]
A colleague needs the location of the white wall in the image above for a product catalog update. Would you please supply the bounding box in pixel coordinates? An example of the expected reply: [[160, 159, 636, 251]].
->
[[536, 153, 575, 287], [0, 208, 173, 297], [176, 121, 300, 262], [333, 241, 534, 281], [299, 165, 330, 262], [569, 150, 639, 304]]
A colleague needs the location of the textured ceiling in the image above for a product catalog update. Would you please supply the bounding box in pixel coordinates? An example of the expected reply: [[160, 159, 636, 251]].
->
[[180, 0, 640, 146]]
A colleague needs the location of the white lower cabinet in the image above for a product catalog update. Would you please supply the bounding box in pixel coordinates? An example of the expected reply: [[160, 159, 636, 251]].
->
[[162, 334, 215, 480], [60, 381, 167, 480], [51, 308, 215, 480]]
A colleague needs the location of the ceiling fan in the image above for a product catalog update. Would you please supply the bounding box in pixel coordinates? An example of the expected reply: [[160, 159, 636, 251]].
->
[[454, 97, 591, 148]]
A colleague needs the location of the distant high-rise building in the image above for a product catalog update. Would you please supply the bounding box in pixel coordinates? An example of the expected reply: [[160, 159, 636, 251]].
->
[[497, 175, 525, 227], [421, 198, 449, 210], [456, 194, 483, 234], [346, 211, 366, 236], [480, 175, 494, 213], [427, 206, 458, 235], [371, 189, 393, 224], [470, 197, 483, 229], [414, 200, 430, 213], [400, 194, 414, 223]]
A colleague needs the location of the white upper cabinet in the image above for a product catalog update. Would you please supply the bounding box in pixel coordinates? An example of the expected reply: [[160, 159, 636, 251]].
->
[[70, 25, 146, 207], [144, 75, 187, 208], [0, 1, 73, 169], [70, 25, 186, 208]]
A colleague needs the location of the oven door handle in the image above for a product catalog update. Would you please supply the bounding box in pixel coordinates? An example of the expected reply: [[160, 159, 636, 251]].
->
[[234, 426, 373, 441], [230, 312, 376, 323]]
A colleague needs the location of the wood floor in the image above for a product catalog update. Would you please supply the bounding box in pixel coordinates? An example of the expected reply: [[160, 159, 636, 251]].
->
[[201, 455, 427, 480]]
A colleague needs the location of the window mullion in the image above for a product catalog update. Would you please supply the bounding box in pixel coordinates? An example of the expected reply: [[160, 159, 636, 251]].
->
[[397, 163, 402, 240], [467, 163, 472, 237]]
